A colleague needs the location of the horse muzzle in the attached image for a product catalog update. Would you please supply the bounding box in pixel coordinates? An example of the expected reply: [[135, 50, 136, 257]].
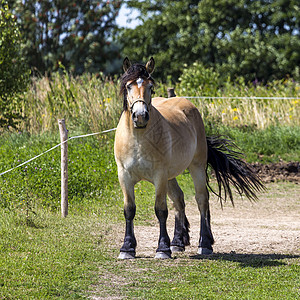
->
[[132, 109, 149, 128], [130, 98, 150, 129]]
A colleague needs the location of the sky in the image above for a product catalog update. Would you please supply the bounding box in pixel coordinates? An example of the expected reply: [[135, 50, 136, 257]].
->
[[116, 5, 141, 28]]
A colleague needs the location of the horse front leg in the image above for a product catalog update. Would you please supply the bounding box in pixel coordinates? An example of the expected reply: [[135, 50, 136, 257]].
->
[[154, 179, 171, 259], [118, 172, 137, 259]]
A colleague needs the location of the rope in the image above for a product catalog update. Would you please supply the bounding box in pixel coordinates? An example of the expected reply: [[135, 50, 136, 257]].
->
[[183, 96, 299, 100], [0, 127, 117, 177]]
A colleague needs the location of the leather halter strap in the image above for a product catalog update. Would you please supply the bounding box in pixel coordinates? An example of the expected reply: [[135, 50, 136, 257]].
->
[[129, 98, 151, 112]]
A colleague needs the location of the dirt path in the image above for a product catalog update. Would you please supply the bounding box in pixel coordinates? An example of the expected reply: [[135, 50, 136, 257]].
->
[[114, 183, 300, 257]]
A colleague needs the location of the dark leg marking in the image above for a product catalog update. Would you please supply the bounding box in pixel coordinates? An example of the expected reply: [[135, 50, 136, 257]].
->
[[120, 206, 136, 258], [199, 207, 214, 254], [171, 215, 190, 250], [155, 208, 171, 258]]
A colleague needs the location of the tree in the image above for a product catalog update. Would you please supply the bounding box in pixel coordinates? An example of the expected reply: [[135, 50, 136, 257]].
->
[[0, 1, 30, 128], [8, 0, 122, 74], [120, 0, 300, 82]]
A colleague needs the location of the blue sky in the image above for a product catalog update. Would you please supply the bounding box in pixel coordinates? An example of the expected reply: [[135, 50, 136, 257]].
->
[[116, 5, 141, 28]]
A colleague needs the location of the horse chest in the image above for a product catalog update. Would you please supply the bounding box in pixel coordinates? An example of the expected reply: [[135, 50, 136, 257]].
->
[[122, 143, 161, 180]]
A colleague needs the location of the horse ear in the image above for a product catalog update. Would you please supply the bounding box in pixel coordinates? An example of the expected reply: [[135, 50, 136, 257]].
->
[[123, 57, 131, 72], [146, 57, 155, 75]]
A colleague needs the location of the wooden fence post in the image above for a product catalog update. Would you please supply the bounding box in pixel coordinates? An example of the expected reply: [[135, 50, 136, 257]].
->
[[167, 87, 176, 98], [58, 119, 68, 218]]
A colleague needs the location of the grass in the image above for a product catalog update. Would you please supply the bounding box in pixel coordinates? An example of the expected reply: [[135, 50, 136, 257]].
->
[[95, 257, 300, 299], [0, 124, 299, 214], [0, 210, 107, 299], [0, 183, 299, 299], [205, 124, 300, 163]]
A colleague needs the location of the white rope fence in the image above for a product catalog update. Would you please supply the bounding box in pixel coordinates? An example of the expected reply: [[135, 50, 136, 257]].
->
[[0, 127, 116, 177], [182, 96, 299, 100]]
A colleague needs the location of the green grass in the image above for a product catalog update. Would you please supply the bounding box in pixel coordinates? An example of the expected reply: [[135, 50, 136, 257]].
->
[[206, 124, 300, 163], [0, 210, 108, 299], [1, 125, 299, 214], [95, 256, 300, 299], [1, 183, 299, 299]]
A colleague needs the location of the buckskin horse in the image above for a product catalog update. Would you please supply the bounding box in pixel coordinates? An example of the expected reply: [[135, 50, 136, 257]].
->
[[114, 57, 264, 259]]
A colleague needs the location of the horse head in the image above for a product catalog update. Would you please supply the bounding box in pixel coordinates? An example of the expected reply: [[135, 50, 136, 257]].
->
[[120, 57, 155, 129]]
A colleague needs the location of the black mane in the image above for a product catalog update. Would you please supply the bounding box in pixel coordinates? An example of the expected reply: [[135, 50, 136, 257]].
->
[[120, 63, 154, 111]]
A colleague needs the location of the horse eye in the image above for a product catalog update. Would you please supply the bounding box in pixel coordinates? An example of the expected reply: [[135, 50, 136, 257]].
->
[[126, 84, 132, 91]]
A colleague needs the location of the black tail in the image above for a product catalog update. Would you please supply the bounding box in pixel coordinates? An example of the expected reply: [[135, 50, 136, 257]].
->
[[206, 136, 265, 204]]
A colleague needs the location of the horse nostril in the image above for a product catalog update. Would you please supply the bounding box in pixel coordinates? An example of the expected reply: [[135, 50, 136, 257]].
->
[[145, 111, 149, 122], [132, 112, 136, 121]]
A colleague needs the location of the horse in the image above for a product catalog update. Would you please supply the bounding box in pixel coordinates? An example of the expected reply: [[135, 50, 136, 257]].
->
[[114, 57, 264, 259]]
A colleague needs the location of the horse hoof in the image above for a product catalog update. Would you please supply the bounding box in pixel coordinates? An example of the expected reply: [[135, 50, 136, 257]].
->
[[170, 245, 185, 253], [118, 252, 135, 259], [155, 252, 172, 259], [197, 247, 213, 255]]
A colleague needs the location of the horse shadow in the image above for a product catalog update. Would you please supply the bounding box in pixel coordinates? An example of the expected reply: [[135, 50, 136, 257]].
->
[[189, 252, 300, 268]]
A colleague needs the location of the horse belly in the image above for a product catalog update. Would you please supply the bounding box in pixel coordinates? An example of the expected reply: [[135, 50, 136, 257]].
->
[[166, 139, 197, 179]]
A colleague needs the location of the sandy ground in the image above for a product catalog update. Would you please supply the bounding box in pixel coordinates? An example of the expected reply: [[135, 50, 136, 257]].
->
[[91, 183, 299, 299], [114, 183, 300, 257]]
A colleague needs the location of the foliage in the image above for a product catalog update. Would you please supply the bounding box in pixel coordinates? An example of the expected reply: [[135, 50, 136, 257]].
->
[[178, 61, 221, 96], [176, 65, 300, 129], [7, 0, 122, 74], [121, 0, 300, 82], [0, 1, 30, 128]]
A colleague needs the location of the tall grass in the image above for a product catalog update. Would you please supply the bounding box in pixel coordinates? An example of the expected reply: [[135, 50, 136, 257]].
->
[[13, 73, 300, 134], [21, 72, 122, 134], [175, 78, 300, 129]]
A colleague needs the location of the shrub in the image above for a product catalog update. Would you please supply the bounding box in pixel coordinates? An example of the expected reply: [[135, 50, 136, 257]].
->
[[178, 61, 221, 96], [0, 1, 30, 129]]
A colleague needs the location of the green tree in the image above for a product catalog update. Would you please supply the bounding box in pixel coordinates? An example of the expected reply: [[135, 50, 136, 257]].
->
[[0, 1, 30, 128], [9, 0, 122, 74], [121, 0, 300, 82]]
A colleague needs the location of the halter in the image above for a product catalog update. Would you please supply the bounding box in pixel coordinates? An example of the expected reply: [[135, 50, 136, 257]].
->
[[127, 76, 153, 113], [129, 97, 151, 113]]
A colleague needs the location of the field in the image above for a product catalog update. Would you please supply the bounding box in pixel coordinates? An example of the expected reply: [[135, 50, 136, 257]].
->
[[0, 74, 299, 299], [1, 181, 299, 299]]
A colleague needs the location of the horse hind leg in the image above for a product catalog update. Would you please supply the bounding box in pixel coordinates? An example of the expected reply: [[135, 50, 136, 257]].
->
[[168, 178, 190, 253], [189, 163, 214, 255]]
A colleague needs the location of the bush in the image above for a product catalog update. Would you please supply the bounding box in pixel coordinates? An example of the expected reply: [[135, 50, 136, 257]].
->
[[0, 1, 30, 129], [178, 62, 221, 96]]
